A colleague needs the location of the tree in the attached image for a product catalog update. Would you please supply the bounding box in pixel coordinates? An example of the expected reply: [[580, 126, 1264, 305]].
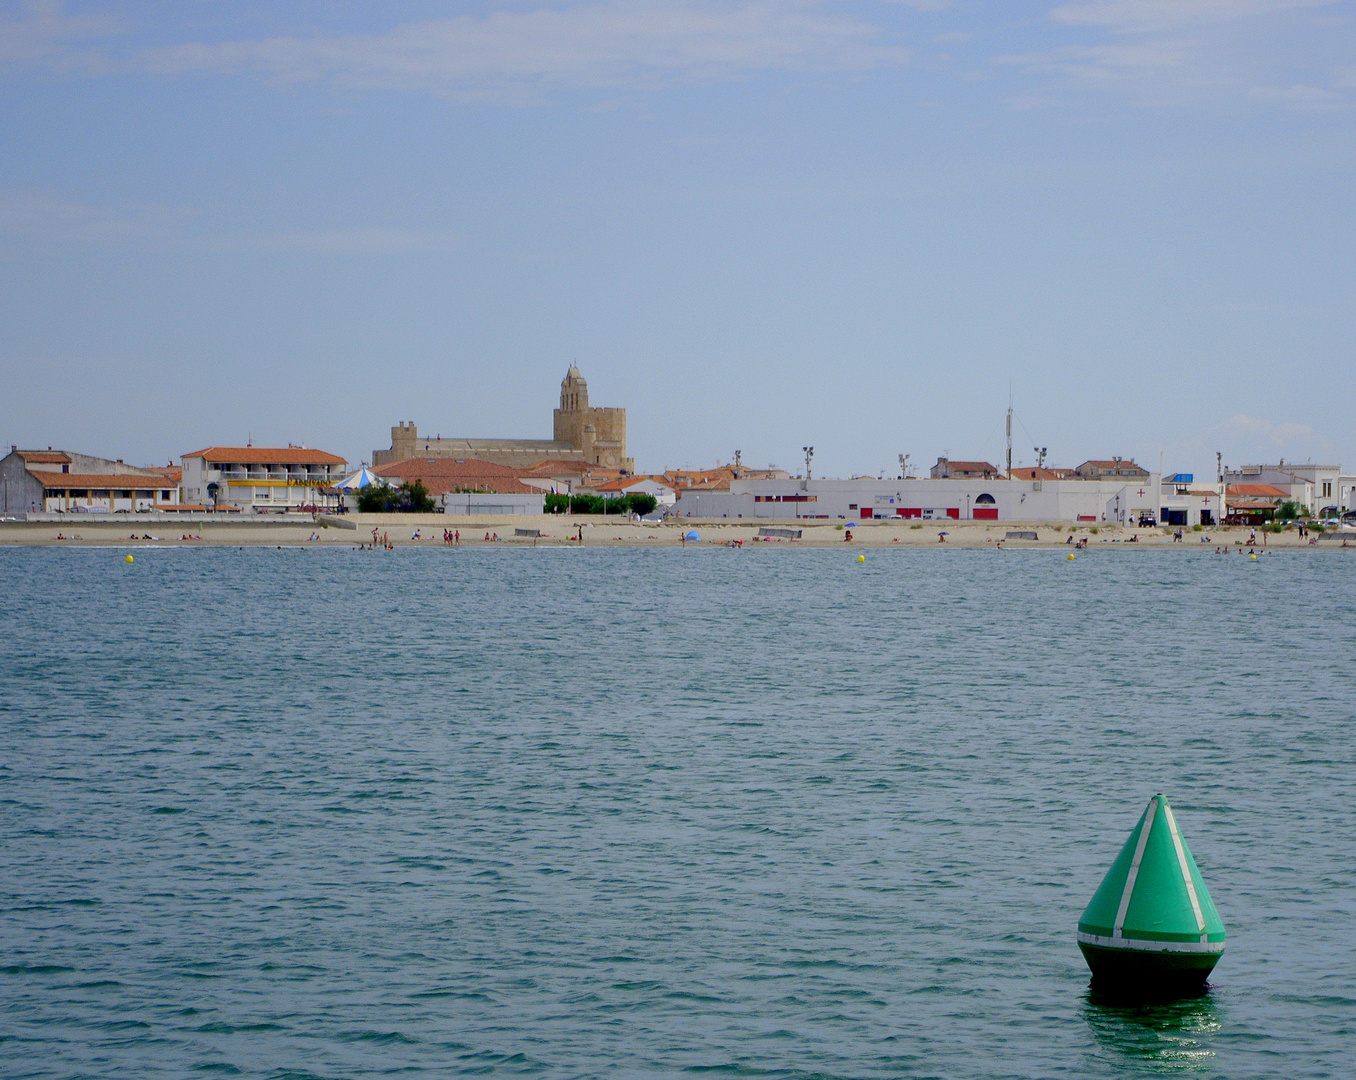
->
[[1274, 500, 1307, 522], [543, 491, 659, 515], [356, 480, 435, 513]]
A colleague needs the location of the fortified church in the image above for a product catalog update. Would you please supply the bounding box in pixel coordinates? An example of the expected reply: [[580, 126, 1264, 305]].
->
[[373, 367, 633, 472]]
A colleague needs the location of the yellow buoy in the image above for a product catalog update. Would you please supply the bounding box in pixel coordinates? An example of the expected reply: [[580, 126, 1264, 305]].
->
[[857, 554, 865, 562], [125, 554, 134, 563], [1250, 553, 1257, 560], [1067, 553, 1075, 560]]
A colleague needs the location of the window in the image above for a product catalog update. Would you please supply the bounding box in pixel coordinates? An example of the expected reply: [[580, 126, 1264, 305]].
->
[[1322, 482, 1332, 498], [160, 490, 170, 500], [975, 493, 996, 504]]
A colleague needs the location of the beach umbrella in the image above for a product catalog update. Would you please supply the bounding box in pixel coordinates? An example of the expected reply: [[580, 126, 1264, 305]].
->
[[336, 468, 384, 491], [1077, 793, 1225, 994]]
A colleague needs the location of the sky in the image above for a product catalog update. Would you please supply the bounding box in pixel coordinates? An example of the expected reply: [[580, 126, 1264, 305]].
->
[[1, 0, 1353, 479]]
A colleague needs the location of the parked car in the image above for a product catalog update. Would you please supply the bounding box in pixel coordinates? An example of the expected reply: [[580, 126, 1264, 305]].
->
[[1137, 515, 1157, 527]]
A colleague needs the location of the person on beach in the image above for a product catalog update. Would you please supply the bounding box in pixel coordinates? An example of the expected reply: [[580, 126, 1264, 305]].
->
[[455, 530, 460, 544], [844, 529, 853, 541]]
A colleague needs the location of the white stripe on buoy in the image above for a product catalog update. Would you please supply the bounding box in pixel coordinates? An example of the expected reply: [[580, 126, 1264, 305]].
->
[[1163, 802, 1207, 941], [1076, 931, 1225, 954], [1113, 797, 1157, 939]]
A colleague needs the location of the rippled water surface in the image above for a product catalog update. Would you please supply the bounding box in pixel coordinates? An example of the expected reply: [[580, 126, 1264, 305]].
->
[[2, 544, 1354, 1079]]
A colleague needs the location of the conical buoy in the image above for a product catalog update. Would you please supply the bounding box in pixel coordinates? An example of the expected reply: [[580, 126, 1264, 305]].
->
[[1077, 794, 1225, 994]]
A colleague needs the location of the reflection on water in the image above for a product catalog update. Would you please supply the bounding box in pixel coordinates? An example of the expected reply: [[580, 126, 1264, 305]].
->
[[1084, 987, 1224, 1071]]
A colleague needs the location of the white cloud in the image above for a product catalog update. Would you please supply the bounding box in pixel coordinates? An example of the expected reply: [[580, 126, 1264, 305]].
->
[[1248, 82, 1344, 107], [235, 227, 464, 255], [133, 1, 909, 99], [998, 0, 1348, 103], [1049, 0, 1335, 35], [0, 0, 121, 66], [0, 188, 189, 242], [998, 38, 1195, 84], [1216, 413, 1319, 448]]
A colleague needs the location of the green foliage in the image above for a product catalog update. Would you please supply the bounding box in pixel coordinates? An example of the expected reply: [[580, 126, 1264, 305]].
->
[[545, 492, 657, 515], [1266, 521, 1285, 533], [356, 480, 435, 514], [1090, 526, 1099, 534], [1192, 523, 1203, 531], [910, 522, 923, 530], [1274, 500, 1307, 521]]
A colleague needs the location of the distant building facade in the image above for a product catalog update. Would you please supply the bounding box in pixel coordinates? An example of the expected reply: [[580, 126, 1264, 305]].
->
[[181, 446, 346, 512], [930, 458, 1000, 479], [0, 448, 180, 516], [676, 475, 1165, 523], [373, 367, 634, 472], [1075, 458, 1150, 480]]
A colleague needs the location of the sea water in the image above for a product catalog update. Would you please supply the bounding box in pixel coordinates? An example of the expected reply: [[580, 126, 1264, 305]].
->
[[1, 544, 1353, 1078]]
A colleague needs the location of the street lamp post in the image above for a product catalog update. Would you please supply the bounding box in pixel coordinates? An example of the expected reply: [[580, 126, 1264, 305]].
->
[[800, 446, 814, 519]]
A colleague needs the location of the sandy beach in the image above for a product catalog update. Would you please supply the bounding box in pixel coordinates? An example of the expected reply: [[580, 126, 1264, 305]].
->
[[2, 514, 1351, 550]]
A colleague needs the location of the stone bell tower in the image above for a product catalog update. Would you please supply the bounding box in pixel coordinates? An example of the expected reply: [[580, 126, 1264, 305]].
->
[[553, 366, 632, 471]]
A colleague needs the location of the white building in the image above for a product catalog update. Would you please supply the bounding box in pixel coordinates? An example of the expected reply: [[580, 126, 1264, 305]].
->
[[1223, 463, 1343, 515], [1157, 474, 1225, 528], [1, 448, 180, 516], [441, 492, 544, 515], [594, 476, 678, 507], [674, 475, 1165, 523], [181, 446, 346, 512]]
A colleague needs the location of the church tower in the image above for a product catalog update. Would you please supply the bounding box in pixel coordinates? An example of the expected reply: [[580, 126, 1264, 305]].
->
[[553, 366, 632, 471]]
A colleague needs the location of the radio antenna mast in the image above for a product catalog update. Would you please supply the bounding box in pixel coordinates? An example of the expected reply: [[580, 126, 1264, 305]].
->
[[1005, 387, 1013, 478]]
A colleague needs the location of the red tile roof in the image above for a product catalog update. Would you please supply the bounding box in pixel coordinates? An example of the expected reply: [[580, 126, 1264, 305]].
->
[[1226, 483, 1288, 498], [593, 475, 674, 492], [374, 457, 536, 495], [16, 450, 71, 464], [1008, 467, 1061, 481], [35, 473, 176, 490], [184, 446, 346, 465]]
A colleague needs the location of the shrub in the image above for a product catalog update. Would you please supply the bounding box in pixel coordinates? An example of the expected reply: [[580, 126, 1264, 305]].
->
[[544, 492, 656, 515], [1090, 526, 1099, 534], [1192, 523, 1203, 531], [1275, 500, 1307, 522], [910, 523, 923, 530]]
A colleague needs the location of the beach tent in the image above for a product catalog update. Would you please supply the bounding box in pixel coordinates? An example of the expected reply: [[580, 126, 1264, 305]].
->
[[685, 531, 701, 541], [335, 468, 384, 491]]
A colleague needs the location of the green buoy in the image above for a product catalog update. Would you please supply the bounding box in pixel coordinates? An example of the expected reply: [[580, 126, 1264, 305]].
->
[[1077, 794, 1225, 993]]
